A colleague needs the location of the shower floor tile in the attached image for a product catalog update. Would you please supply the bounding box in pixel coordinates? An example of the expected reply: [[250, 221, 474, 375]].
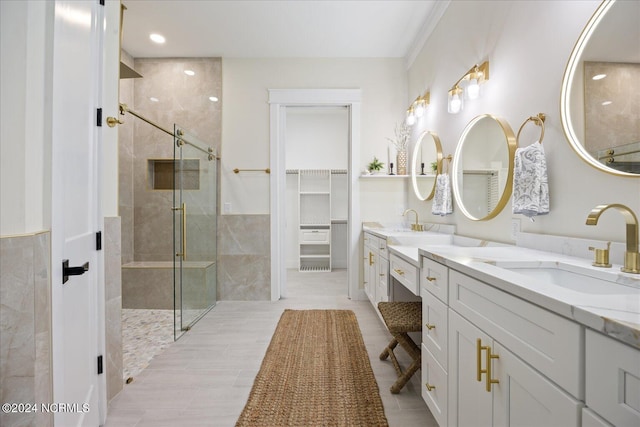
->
[[122, 309, 174, 380]]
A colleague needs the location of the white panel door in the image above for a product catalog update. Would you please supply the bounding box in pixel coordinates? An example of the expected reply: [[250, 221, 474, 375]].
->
[[50, 1, 103, 425]]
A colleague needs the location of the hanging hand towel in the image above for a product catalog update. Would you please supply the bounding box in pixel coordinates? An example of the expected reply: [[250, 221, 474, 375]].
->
[[432, 174, 453, 216], [512, 141, 549, 218]]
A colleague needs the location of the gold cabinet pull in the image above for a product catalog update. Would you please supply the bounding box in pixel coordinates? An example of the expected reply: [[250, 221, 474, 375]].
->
[[477, 338, 487, 382], [394, 268, 405, 275], [484, 345, 500, 392], [425, 323, 436, 330], [426, 276, 437, 282], [369, 252, 374, 266], [425, 383, 436, 391]]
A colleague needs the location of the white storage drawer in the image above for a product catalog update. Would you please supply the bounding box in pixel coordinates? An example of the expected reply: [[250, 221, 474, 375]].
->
[[585, 330, 640, 427], [422, 343, 448, 427], [421, 289, 448, 370], [421, 257, 449, 303], [389, 253, 419, 295], [448, 269, 582, 398], [582, 408, 612, 427], [299, 228, 330, 244]]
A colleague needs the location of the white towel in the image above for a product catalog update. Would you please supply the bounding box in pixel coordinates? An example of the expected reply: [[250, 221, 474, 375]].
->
[[512, 141, 549, 219], [432, 174, 453, 216]]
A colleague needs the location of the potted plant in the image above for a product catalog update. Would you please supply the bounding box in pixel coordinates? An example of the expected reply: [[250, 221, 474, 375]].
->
[[367, 157, 385, 174]]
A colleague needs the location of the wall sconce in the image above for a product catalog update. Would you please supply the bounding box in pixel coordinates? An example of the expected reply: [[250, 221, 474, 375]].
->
[[448, 61, 490, 114], [405, 91, 430, 126]]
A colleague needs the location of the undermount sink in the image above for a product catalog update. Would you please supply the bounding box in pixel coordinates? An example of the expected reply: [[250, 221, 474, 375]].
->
[[490, 261, 640, 294]]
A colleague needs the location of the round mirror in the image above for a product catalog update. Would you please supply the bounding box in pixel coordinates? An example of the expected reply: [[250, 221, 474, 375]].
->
[[411, 131, 442, 201], [452, 114, 516, 221], [560, 0, 640, 177]]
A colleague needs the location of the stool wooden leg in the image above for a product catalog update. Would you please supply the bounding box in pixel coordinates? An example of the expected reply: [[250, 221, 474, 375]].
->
[[390, 356, 421, 394], [379, 337, 399, 361]]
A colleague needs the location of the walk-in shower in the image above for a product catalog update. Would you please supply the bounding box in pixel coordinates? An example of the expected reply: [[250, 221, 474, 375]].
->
[[119, 104, 217, 341]]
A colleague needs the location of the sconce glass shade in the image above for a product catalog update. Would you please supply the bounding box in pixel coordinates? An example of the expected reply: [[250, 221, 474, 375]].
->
[[406, 107, 416, 126], [448, 87, 463, 114], [466, 78, 480, 99], [414, 99, 426, 118]]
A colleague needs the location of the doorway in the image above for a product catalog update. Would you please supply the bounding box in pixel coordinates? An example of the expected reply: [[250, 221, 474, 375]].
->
[[269, 89, 364, 301]]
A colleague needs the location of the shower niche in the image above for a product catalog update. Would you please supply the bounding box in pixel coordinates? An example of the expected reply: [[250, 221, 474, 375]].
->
[[148, 158, 200, 190]]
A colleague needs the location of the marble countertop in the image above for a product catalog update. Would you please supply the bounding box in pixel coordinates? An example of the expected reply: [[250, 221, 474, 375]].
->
[[418, 245, 640, 349], [362, 224, 640, 349]]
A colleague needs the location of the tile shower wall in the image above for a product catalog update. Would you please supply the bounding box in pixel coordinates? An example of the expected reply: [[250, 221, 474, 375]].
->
[[0, 232, 53, 427], [130, 57, 221, 262], [218, 215, 271, 300]]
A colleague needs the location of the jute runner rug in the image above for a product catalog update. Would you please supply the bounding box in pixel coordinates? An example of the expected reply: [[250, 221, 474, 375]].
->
[[236, 309, 389, 427]]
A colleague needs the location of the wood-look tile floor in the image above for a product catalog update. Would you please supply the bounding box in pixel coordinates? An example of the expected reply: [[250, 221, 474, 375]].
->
[[105, 270, 438, 427]]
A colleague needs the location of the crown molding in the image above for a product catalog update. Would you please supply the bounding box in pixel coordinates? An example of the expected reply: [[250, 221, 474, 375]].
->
[[404, 0, 451, 70]]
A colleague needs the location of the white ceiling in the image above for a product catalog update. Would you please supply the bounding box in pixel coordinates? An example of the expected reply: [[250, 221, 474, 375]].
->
[[121, 0, 446, 62]]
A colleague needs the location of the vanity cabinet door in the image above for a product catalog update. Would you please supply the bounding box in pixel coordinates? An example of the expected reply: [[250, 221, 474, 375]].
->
[[492, 342, 582, 427], [448, 310, 493, 427], [376, 255, 389, 304], [585, 330, 640, 427]]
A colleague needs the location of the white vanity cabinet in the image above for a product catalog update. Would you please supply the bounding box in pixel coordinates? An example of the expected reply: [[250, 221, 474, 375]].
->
[[363, 233, 379, 304], [420, 257, 583, 427], [585, 329, 640, 426], [363, 231, 390, 312]]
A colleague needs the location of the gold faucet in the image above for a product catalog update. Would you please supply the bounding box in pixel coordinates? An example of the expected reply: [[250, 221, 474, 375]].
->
[[403, 208, 423, 231], [585, 204, 639, 274]]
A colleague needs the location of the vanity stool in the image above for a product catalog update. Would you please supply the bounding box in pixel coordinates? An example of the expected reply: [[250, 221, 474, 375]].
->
[[377, 301, 422, 394]]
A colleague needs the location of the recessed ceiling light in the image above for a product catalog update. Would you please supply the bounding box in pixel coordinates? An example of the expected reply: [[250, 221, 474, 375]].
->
[[184, 70, 195, 76], [592, 74, 607, 80], [149, 33, 165, 44], [209, 96, 219, 102], [601, 100, 612, 106], [150, 97, 159, 102]]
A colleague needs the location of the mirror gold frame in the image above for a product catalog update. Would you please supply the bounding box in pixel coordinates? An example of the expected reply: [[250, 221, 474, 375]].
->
[[560, 0, 640, 178], [411, 131, 442, 201], [452, 114, 517, 221]]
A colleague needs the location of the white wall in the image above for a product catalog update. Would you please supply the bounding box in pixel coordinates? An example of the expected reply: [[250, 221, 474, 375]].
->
[[221, 58, 408, 221], [406, 0, 640, 244], [285, 106, 349, 169], [0, 1, 51, 236]]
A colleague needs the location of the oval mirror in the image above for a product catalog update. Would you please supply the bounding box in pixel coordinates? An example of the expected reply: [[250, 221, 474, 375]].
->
[[560, 0, 640, 177], [411, 131, 442, 201], [452, 114, 516, 221]]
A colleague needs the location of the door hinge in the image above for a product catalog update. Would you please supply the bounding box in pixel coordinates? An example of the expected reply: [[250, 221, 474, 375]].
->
[[96, 108, 102, 127], [97, 355, 103, 375], [96, 231, 102, 251]]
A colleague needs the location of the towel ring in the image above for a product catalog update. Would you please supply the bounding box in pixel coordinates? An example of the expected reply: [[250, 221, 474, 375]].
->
[[516, 113, 546, 146], [440, 154, 452, 174]]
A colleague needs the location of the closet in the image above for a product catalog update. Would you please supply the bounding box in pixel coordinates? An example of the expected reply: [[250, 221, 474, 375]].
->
[[284, 106, 349, 273]]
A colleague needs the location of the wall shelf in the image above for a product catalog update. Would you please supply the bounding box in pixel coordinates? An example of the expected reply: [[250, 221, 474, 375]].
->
[[359, 174, 410, 179]]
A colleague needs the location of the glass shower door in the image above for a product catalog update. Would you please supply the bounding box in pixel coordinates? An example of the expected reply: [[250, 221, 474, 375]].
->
[[173, 125, 217, 340]]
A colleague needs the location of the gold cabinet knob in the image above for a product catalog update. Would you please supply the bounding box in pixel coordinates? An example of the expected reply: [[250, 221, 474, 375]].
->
[[394, 268, 405, 275], [425, 383, 436, 391], [425, 323, 436, 330], [426, 276, 436, 282]]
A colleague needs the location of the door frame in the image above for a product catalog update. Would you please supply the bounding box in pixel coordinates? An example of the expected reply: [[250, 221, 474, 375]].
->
[[268, 89, 365, 301]]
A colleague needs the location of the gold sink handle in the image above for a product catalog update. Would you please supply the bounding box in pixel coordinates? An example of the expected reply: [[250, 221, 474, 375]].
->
[[588, 241, 611, 268]]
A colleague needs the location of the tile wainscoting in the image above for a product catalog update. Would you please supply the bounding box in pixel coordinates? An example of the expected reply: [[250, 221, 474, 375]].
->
[[0, 232, 53, 427], [217, 215, 270, 300]]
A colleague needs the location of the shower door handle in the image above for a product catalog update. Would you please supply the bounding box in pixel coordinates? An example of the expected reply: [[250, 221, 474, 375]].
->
[[172, 203, 187, 260]]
